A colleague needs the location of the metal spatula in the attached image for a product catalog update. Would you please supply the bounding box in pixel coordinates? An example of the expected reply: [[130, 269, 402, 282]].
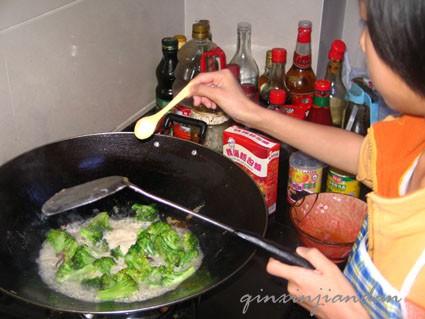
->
[[42, 176, 314, 269]]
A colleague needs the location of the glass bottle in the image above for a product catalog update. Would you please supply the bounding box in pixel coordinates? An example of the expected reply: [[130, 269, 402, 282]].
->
[[155, 37, 178, 111], [174, 34, 187, 50], [229, 22, 259, 89], [259, 48, 289, 107], [324, 39, 347, 127], [285, 20, 317, 109], [172, 22, 217, 140], [306, 79, 333, 126], [258, 49, 272, 93], [268, 88, 286, 111]]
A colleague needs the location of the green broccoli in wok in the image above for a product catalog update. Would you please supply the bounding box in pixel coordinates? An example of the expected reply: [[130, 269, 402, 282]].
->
[[45, 229, 78, 262], [132, 203, 159, 222], [80, 212, 112, 245]]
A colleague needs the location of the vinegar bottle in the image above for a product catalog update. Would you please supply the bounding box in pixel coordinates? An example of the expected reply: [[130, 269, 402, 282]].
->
[[306, 79, 333, 126], [285, 20, 316, 109], [259, 48, 289, 107], [324, 39, 347, 127], [155, 37, 178, 111], [229, 22, 259, 89], [258, 50, 272, 93]]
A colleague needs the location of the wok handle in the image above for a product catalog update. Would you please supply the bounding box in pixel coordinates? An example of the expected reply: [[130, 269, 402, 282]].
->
[[234, 230, 314, 269], [162, 113, 208, 143]]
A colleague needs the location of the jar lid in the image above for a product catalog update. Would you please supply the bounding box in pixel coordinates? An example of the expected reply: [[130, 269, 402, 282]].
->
[[192, 23, 209, 39], [269, 88, 286, 105], [271, 48, 287, 63], [328, 39, 346, 61], [315, 79, 331, 92]]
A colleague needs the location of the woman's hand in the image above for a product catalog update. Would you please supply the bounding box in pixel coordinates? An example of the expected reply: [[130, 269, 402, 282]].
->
[[188, 69, 265, 127], [267, 247, 370, 319]]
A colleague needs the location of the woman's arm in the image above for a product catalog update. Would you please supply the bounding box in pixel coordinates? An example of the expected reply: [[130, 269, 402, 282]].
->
[[189, 69, 364, 174]]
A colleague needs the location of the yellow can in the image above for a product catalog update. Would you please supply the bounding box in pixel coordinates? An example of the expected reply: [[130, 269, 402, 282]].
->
[[326, 167, 360, 198]]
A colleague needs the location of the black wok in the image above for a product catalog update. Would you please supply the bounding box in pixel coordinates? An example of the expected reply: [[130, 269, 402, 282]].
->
[[0, 133, 268, 314]]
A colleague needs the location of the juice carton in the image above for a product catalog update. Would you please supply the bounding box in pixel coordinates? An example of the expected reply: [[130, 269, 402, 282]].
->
[[223, 125, 280, 215]]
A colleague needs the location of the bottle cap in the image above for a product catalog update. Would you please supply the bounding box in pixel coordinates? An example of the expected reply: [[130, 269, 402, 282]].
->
[[227, 63, 241, 81], [315, 79, 331, 92], [328, 39, 346, 61], [297, 20, 312, 43], [174, 34, 187, 50], [269, 89, 286, 105], [271, 48, 287, 63], [237, 22, 252, 31], [192, 23, 209, 39], [161, 37, 178, 51]]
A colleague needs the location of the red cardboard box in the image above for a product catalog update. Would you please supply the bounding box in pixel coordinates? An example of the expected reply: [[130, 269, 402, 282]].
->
[[223, 125, 280, 215]]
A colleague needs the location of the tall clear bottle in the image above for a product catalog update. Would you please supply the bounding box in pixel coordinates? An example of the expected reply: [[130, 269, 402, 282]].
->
[[172, 22, 217, 140], [155, 37, 178, 112], [229, 22, 259, 89], [324, 39, 347, 127], [259, 48, 289, 107], [285, 20, 317, 108], [258, 49, 272, 93]]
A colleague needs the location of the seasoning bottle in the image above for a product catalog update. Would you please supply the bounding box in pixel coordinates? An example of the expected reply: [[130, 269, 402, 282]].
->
[[306, 79, 333, 126], [258, 50, 272, 93], [229, 22, 259, 89], [324, 39, 347, 127], [259, 48, 290, 107], [285, 20, 316, 109], [287, 151, 325, 204], [172, 22, 217, 140], [155, 37, 179, 112], [174, 34, 187, 50], [268, 88, 286, 111]]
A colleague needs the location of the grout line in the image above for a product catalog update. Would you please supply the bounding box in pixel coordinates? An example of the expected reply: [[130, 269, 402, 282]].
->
[[0, 0, 84, 34]]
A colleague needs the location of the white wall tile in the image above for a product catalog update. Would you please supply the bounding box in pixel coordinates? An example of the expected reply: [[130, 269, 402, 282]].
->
[[0, 0, 184, 164]]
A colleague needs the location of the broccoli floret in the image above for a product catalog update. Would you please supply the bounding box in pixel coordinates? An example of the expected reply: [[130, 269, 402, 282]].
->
[[110, 246, 123, 260], [136, 231, 156, 257], [97, 273, 138, 301], [45, 229, 78, 262], [154, 236, 181, 266], [183, 232, 199, 250], [81, 276, 102, 289], [71, 244, 96, 269], [88, 212, 112, 232], [56, 262, 99, 282], [132, 203, 159, 222], [179, 249, 199, 267], [162, 229, 183, 251], [80, 226, 103, 245], [160, 266, 196, 287], [93, 257, 116, 275], [80, 212, 112, 244], [124, 244, 149, 272], [119, 268, 151, 284], [146, 221, 171, 237]]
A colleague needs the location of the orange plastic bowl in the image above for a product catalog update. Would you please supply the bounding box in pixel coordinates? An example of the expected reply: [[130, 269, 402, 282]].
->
[[290, 193, 367, 263]]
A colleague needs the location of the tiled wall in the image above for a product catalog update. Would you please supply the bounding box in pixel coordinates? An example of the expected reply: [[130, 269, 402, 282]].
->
[[0, 0, 364, 166], [0, 0, 184, 164]]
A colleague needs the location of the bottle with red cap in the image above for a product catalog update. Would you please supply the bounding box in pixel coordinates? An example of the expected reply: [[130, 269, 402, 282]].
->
[[306, 79, 333, 126], [285, 20, 317, 109], [259, 48, 290, 107], [267, 88, 287, 111], [324, 39, 347, 127]]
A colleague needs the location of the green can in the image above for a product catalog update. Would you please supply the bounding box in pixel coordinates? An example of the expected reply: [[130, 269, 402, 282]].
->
[[326, 167, 360, 198]]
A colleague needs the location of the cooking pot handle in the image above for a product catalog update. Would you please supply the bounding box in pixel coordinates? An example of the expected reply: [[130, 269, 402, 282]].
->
[[162, 113, 208, 143]]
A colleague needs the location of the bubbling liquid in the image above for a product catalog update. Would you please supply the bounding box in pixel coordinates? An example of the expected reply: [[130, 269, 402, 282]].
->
[[37, 217, 203, 303]]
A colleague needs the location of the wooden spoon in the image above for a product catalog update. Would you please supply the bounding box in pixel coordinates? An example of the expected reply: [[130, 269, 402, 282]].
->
[[134, 83, 193, 140]]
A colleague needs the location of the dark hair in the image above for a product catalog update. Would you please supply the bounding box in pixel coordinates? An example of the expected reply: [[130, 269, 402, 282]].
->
[[366, 0, 425, 98]]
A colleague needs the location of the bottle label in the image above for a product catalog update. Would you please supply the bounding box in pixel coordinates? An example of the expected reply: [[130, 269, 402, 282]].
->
[[287, 164, 323, 204], [293, 52, 311, 69], [291, 92, 313, 108], [172, 104, 192, 141], [326, 169, 360, 198]]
